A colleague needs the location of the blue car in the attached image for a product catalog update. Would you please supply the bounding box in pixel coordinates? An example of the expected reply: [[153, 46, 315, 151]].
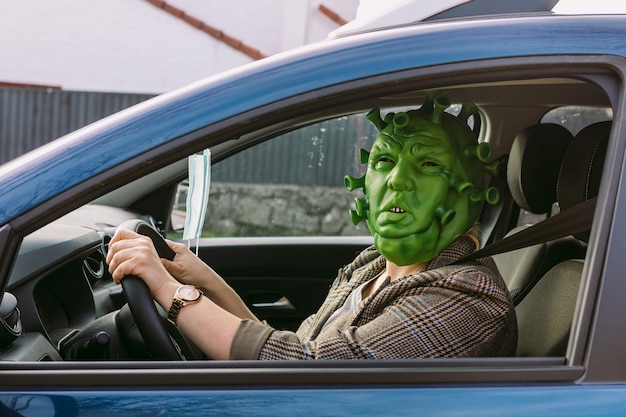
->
[[1, 1, 626, 415]]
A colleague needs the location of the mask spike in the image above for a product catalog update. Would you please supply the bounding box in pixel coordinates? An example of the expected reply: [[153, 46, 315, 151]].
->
[[366, 108, 386, 131], [431, 94, 451, 125], [450, 177, 473, 195], [349, 197, 368, 225], [392, 112, 410, 135], [383, 112, 395, 124], [484, 187, 500, 205], [359, 148, 370, 164], [468, 186, 500, 205], [344, 174, 366, 192], [464, 142, 492, 163], [435, 206, 456, 226], [421, 90, 437, 114], [484, 160, 501, 176], [470, 189, 484, 203], [349, 209, 362, 225], [355, 197, 367, 216]]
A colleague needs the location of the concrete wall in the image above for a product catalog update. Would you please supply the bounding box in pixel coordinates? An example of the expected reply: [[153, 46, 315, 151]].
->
[[196, 182, 371, 237]]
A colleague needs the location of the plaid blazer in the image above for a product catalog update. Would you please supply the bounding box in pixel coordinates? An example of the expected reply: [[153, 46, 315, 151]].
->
[[230, 236, 517, 360]]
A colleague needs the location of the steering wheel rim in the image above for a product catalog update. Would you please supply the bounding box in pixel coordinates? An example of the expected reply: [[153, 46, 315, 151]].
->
[[118, 219, 182, 360]]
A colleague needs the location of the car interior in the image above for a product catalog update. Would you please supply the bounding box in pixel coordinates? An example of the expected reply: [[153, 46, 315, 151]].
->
[[0, 60, 615, 370]]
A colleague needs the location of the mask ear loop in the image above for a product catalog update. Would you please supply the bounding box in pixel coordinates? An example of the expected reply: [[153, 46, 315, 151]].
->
[[185, 238, 200, 256], [193, 237, 200, 257]]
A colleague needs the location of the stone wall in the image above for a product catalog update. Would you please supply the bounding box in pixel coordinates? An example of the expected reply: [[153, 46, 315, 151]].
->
[[202, 182, 370, 237]]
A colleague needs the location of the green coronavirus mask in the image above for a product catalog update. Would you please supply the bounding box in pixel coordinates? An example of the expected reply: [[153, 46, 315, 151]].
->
[[345, 92, 500, 266]]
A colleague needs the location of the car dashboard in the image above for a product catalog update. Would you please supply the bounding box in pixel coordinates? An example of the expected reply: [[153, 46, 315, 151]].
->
[[0, 204, 154, 361]]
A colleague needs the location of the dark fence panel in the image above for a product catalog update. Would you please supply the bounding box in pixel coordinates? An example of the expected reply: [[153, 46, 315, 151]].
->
[[212, 114, 378, 186], [0, 87, 154, 165]]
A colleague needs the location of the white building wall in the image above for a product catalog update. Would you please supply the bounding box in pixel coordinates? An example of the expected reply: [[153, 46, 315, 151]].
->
[[0, 0, 358, 94]]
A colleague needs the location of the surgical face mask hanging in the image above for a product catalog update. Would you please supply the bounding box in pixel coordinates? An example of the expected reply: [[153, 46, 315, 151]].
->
[[183, 149, 211, 254]]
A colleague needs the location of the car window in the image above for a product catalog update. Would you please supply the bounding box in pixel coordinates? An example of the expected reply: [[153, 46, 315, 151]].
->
[[170, 105, 479, 238], [541, 105, 612, 135], [170, 112, 374, 238]]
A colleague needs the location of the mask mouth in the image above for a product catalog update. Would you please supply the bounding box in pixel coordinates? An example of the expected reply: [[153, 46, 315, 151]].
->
[[389, 207, 405, 214]]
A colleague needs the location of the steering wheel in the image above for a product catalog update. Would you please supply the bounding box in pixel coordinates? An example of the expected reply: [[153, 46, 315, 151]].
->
[[117, 219, 187, 360]]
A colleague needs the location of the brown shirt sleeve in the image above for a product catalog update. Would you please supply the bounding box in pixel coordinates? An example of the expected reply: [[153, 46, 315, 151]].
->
[[229, 319, 275, 360]]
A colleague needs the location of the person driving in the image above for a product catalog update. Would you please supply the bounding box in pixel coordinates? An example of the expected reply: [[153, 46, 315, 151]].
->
[[106, 92, 517, 360]]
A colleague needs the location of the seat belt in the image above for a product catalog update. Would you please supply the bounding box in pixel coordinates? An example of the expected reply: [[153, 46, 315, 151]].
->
[[479, 197, 504, 247], [478, 155, 509, 247], [456, 196, 597, 264]]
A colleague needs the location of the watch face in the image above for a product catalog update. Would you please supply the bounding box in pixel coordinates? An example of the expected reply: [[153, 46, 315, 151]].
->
[[177, 285, 201, 301]]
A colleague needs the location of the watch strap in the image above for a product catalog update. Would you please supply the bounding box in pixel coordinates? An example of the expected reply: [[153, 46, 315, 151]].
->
[[167, 298, 185, 325]]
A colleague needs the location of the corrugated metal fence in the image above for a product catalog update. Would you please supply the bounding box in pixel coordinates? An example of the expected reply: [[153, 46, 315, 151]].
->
[[211, 114, 377, 186], [0, 87, 378, 186], [0, 87, 154, 165]]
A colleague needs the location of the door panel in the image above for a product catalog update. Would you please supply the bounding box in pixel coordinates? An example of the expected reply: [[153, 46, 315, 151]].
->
[[195, 237, 372, 330]]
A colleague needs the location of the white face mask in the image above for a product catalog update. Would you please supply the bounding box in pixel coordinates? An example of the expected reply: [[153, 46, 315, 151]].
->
[[183, 149, 211, 252]]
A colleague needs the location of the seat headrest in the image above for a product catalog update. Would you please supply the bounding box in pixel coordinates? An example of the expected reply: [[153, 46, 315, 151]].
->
[[507, 123, 573, 214], [557, 121, 611, 211]]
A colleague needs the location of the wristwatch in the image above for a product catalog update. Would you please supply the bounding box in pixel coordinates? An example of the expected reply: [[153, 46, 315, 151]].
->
[[167, 285, 203, 325]]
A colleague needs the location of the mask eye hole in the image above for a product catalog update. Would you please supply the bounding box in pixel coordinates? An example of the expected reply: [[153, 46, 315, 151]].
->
[[374, 157, 395, 170], [421, 161, 439, 167]]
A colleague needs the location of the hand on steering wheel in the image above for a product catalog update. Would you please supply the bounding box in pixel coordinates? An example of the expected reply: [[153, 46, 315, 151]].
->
[[117, 219, 194, 360]]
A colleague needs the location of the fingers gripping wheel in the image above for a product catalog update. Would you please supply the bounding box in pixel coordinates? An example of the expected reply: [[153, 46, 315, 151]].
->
[[118, 219, 183, 360], [132, 221, 176, 261]]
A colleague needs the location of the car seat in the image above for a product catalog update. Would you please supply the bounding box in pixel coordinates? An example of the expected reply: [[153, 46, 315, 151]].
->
[[515, 121, 611, 357], [493, 123, 580, 303]]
